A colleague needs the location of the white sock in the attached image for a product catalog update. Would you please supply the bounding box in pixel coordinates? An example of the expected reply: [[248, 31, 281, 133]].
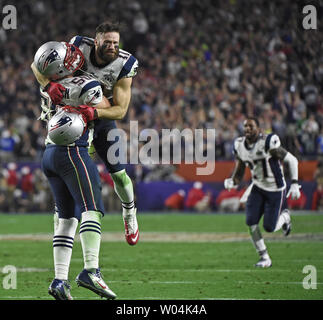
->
[[79, 211, 102, 270], [53, 217, 78, 280], [111, 169, 135, 214], [53, 206, 59, 233], [249, 225, 270, 259]]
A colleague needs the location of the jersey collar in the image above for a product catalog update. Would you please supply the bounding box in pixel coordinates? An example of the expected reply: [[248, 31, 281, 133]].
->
[[244, 133, 263, 150]]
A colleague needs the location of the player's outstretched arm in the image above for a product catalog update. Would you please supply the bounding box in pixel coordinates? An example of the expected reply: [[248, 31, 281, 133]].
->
[[224, 159, 245, 190], [270, 146, 301, 199], [270, 146, 298, 182], [231, 159, 246, 186], [96, 77, 132, 120]]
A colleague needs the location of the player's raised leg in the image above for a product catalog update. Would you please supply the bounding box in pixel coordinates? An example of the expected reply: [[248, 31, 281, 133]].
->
[[111, 169, 139, 245], [263, 189, 291, 236], [93, 123, 139, 246]]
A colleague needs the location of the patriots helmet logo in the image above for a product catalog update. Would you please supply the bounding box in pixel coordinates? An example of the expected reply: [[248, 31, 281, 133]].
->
[[49, 115, 72, 132], [41, 49, 60, 71]]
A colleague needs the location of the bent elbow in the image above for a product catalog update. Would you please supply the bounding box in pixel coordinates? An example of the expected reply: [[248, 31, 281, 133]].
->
[[117, 110, 127, 120]]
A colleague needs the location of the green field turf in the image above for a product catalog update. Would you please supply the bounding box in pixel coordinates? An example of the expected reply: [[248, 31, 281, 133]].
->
[[0, 212, 322, 300]]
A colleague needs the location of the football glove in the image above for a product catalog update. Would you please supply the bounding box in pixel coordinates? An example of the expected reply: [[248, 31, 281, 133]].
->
[[44, 82, 66, 105], [224, 178, 238, 191], [63, 105, 98, 123], [286, 183, 301, 200]]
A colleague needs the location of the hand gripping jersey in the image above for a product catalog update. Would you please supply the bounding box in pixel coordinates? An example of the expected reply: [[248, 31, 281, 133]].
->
[[40, 74, 103, 147], [69, 36, 138, 100], [233, 133, 286, 192]]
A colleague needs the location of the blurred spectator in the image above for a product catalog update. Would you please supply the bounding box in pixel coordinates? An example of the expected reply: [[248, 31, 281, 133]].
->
[[20, 166, 34, 194], [185, 181, 212, 212], [4, 162, 18, 189], [32, 168, 52, 212], [2, 162, 18, 212], [18, 166, 34, 211], [215, 187, 246, 212], [0, 170, 6, 211], [312, 177, 323, 211], [287, 189, 307, 210], [0, 0, 322, 212], [164, 189, 186, 210], [0, 0, 322, 163], [0, 129, 19, 162]]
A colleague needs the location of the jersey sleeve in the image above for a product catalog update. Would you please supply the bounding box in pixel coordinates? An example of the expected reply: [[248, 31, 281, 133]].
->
[[233, 137, 242, 160], [117, 55, 138, 80], [69, 35, 94, 47], [265, 133, 281, 152], [79, 80, 103, 105]]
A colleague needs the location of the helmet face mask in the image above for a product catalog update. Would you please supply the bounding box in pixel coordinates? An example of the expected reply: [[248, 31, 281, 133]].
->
[[34, 41, 84, 80], [63, 42, 84, 73]]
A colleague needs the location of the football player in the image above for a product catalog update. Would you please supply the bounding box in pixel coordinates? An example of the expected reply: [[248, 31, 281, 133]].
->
[[31, 21, 139, 246], [34, 41, 116, 300], [224, 117, 301, 268]]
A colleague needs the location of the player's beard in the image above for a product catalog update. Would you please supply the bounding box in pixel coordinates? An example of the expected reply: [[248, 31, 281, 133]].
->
[[97, 45, 119, 64], [245, 131, 258, 144]]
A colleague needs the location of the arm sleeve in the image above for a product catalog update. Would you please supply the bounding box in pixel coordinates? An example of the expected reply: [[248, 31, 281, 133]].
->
[[117, 56, 138, 80], [283, 152, 299, 181]]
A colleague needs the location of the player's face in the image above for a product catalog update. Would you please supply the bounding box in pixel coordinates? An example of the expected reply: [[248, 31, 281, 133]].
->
[[243, 119, 259, 142], [95, 32, 120, 64]]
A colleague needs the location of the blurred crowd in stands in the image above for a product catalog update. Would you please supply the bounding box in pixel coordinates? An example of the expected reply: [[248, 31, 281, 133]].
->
[[0, 0, 322, 212]]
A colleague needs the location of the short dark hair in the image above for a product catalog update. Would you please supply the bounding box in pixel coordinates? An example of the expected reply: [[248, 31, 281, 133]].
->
[[245, 116, 260, 127], [95, 21, 121, 35]]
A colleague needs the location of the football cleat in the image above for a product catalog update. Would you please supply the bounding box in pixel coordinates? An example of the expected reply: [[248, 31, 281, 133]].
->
[[281, 209, 292, 236], [123, 208, 139, 246], [75, 268, 117, 300], [48, 279, 73, 300], [254, 257, 272, 268]]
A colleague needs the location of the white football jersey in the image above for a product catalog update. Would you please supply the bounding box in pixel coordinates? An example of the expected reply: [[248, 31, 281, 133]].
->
[[69, 36, 138, 99], [56, 74, 103, 106], [40, 74, 103, 146], [233, 133, 286, 192]]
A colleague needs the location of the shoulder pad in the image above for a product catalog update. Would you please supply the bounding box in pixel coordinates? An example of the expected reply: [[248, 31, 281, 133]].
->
[[69, 35, 94, 47], [117, 54, 138, 80], [265, 133, 281, 152]]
